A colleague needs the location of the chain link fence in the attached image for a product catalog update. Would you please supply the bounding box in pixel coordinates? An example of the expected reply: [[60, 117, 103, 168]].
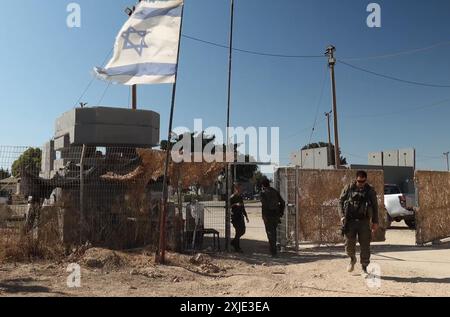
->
[[1, 145, 280, 256], [0, 145, 169, 252], [275, 167, 298, 251]]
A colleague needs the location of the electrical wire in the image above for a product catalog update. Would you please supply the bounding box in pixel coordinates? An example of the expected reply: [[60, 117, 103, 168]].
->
[[308, 66, 328, 144], [284, 117, 327, 140], [182, 34, 324, 58], [345, 97, 450, 119], [342, 40, 450, 62], [73, 47, 114, 108], [417, 154, 443, 160], [342, 151, 367, 160], [338, 60, 450, 88], [97, 81, 112, 106], [184, 34, 450, 62]]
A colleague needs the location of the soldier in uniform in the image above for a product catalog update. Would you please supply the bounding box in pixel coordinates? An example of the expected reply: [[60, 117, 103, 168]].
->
[[339, 171, 379, 274], [230, 183, 249, 252], [260, 178, 285, 257]]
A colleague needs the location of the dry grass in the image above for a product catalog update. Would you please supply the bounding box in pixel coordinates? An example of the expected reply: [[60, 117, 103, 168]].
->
[[0, 227, 65, 263]]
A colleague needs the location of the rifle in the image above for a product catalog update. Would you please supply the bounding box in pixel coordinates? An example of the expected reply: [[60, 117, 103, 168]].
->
[[341, 217, 349, 237], [341, 200, 350, 236]]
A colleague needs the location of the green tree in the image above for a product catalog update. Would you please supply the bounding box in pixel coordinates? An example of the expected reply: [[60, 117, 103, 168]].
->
[[11, 148, 42, 177], [160, 132, 216, 152], [161, 132, 259, 182], [251, 170, 266, 191], [0, 168, 11, 179], [231, 156, 259, 182]]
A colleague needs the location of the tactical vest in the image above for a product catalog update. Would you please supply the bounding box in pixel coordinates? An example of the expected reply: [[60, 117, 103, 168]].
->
[[261, 187, 285, 218], [344, 184, 372, 220]]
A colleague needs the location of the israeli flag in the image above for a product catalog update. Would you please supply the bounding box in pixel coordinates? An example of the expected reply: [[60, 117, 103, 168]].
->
[[95, 0, 183, 85]]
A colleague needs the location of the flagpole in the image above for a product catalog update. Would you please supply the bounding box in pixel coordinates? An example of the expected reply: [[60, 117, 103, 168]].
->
[[132, 85, 137, 110], [126, 2, 141, 110], [156, 2, 185, 264], [225, 0, 235, 252]]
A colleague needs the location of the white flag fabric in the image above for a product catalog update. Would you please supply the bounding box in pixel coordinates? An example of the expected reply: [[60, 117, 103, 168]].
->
[[95, 0, 183, 85]]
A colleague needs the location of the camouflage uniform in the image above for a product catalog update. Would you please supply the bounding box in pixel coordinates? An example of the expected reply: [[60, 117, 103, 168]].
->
[[230, 193, 248, 251], [339, 182, 379, 268], [261, 187, 285, 256]]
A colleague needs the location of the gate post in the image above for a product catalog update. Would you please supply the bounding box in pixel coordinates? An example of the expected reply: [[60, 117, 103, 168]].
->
[[295, 166, 299, 252]]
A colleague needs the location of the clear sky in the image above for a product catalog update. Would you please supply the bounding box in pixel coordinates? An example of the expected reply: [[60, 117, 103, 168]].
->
[[1, 0, 450, 170]]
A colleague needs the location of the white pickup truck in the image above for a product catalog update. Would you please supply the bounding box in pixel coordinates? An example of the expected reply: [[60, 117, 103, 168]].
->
[[384, 184, 415, 229]]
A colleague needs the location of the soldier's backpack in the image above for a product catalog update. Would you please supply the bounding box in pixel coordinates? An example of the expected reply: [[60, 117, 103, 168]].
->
[[262, 187, 285, 218]]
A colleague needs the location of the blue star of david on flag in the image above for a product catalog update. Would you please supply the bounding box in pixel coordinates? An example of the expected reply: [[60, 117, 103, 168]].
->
[[94, 0, 184, 85], [121, 27, 149, 56]]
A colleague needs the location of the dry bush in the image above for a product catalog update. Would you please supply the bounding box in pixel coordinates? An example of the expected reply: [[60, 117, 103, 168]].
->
[[0, 224, 65, 263]]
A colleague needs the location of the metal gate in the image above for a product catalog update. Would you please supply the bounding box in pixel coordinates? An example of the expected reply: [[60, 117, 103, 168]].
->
[[275, 167, 299, 251]]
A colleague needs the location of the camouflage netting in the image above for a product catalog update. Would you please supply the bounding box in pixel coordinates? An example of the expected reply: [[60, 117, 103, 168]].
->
[[281, 169, 387, 244], [18, 148, 226, 250], [415, 171, 450, 244], [101, 149, 226, 189]]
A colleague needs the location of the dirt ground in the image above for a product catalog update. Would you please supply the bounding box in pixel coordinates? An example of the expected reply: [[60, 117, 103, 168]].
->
[[1, 207, 449, 297]]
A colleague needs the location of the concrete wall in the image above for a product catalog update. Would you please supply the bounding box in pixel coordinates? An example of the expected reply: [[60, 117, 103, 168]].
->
[[368, 152, 383, 166], [40, 141, 55, 179], [276, 168, 387, 244], [290, 150, 302, 166], [383, 150, 399, 166], [415, 171, 450, 244], [55, 107, 160, 147], [301, 149, 315, 169], [314, 148, 328, 169], [369, 149, 415, 168], [290, 147, 331, 169], [399, 148, 416, 168]]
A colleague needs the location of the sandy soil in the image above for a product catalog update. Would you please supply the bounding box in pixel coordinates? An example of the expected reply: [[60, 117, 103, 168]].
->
[[1, 208, 449, 297]]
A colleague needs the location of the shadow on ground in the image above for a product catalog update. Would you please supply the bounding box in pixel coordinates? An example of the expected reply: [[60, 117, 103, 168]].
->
[[201, 236, 450, 267], [211, 239, 347, 266], [0, 277, 66, 295], [381, 276, 450, 284]]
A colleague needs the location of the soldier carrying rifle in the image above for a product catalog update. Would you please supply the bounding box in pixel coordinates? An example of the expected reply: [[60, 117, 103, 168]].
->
[[339, 171, 379, 275]]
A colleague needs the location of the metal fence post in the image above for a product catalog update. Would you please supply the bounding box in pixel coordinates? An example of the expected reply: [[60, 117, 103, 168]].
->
[[79, 144, 86, 244], [225, 163, 231, 251], [285, 168, 289, 248], [295, 166, 299, 252]]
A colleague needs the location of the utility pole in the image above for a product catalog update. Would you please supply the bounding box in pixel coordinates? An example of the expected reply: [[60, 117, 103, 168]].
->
[[224, 0, 235, 252], [325, 110, 332, 166], [325, 45, 341, 169], [156, 1, 185, 264], [444, 152, 449, 172]]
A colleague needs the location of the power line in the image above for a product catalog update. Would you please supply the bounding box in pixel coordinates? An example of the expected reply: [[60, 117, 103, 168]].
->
[[283, 117, 327, 140], [73, 47, 114, 108], [417, 154, 442, 159], [182, 34, 324, 58], [345, 97, 450, 119], [183, 34, 450, 62], [416, 157, 443, 163], [342, 151, 367, 160], [338, 60, 450, 88], [308, 66, 328, 144], [97, 81, 112, 106], [341, 40, 450, 61]]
